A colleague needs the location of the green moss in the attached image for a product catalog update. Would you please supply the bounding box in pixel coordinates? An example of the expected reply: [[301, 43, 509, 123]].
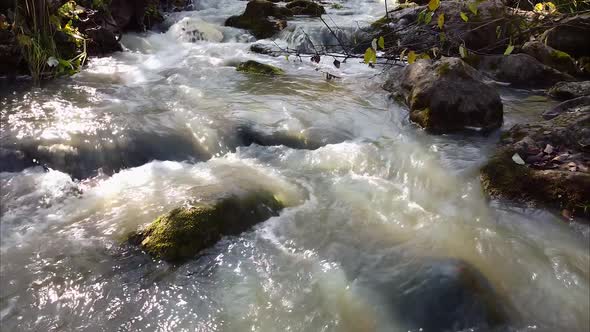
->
[[480, 149, 532, 200], [237, 60, 284, 75], [410, 107, 432, 128], [550, 49, 572, 61], [133, 191, 284, 262], [463, 54, 481, 68], [330, 3, 343, 9], [436, 62, 451, 76], [371, 16, 390, 29]]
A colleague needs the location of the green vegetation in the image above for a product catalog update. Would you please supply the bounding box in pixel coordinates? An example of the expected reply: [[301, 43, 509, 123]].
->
[[15, 0, 87, 84]]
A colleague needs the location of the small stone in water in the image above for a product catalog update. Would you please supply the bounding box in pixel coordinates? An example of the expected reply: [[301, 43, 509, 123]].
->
[[544, 144, 554, 154], [567, 162, 577, 172], [512, 153, 526, 165]]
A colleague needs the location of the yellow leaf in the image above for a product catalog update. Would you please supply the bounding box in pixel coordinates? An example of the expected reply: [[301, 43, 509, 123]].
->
[[364, 47, 374, 64], [504, 44, 515, 55], [459, 44, 467, 58], [378, 36, 385, 49], [428, 0, 440, 11], [437, 13, 445, 29], [460, 11, 469, 22], [400, 48, 408, 61], [467, 1, 478, 15], [424, 11, 433, 24], [408, 51, 417, 64]]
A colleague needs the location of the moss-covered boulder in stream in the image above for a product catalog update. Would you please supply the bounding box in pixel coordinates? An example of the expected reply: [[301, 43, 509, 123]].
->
[[285, 0, 325, 16], [522, 41, 579, 76], [130, 191, 284, 261], [225, 0, 291, 39], [237, 60, 284, 75], [384, 57, 503, 133], [481, 104, 590, 219]]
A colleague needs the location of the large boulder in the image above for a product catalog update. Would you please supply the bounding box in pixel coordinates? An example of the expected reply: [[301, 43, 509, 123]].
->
[[548, 81, 590, 101], [541, 13, 590, 58], [522, 41, 578, 76], [466, 53, 574, 88], [285, 0, 325, 16], [130, 191, 284, 261], [225, 0, 291, 39], [357, 258, 512, 332], [481, 101, 590, 218], [384, 57, 503, 133]]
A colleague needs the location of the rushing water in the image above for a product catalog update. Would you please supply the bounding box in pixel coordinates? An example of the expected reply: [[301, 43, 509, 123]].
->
[[1, 1, 589, 331]]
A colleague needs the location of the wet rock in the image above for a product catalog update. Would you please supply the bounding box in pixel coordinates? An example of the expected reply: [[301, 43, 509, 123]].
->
[[548, 81, 590, 101], [225, 0, 291, 39], [542, 96, 590, 120], [541, 13, 590, 58], [358, 258, 511, 332], [522, 41, 578, 76], [250, 43, 281, 56], [109, 0, 149, 32], [466, 53, 574, 88], [285, 0, 325, 16], [236, 60, 284, 75], [481, 106, 590, 218], [236, 125, 346, 150], [384, 57, 503, 133], [130, 190, 284, 262], [168, 17, 224, 43]]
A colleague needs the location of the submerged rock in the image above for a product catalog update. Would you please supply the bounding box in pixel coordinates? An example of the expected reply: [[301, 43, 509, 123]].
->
[[225, 0, 291, 39], [522, 41, 578, 76], [237, 60, 284, 75], [384, 57, 503, 133], [236, 125, 347, 150], [548, 81, 590, 101], [481, 103, 590, 218], [130, 190, 284, 261], [0, 130, 210, 179], [358, 258, 512, 331], [466, 53, 574, 88]]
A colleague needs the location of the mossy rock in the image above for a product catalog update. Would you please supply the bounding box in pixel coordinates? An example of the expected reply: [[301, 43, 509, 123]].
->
[[481, 110, 590, 219], [130, 191, 284, 262], [285, 0, 326, 16], [237, 60, 284, 75]]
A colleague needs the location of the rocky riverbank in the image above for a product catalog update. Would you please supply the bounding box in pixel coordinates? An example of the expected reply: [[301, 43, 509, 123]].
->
[[374, 2, 589, 220]]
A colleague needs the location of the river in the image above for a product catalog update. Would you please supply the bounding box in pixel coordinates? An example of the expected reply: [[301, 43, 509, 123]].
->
[[1, 0, 589, 331]]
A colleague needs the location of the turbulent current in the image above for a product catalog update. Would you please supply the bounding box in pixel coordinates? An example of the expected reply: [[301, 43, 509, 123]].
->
[[1, 0, 589, 331]]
